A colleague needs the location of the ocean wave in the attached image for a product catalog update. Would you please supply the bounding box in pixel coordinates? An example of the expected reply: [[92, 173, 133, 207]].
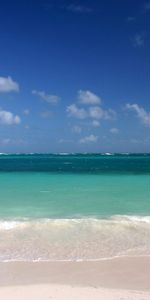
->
[[0, 216, 150, 261], [1, 215, 150, 230], [0, 152, 150, 156], [110, 215, 150, 223]]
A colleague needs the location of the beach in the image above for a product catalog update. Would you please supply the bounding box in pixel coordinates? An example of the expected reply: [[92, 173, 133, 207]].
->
[[0, 257, 150, 299], [1, 0, 150, 296], [0, 154, 150, 298]]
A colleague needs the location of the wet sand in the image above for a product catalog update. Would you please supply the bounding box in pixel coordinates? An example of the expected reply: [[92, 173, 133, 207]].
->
[[0, 256, 150, 299]]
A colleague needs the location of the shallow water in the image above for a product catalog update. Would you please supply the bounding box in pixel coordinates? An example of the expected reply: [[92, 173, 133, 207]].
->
[[0, 153, 150, 261]]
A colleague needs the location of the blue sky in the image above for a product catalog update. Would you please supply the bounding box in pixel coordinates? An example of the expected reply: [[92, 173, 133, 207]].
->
[[0, 0, 150, 153]]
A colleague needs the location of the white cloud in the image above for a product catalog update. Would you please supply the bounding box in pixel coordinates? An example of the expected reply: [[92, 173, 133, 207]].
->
[[110, 127, 119, 134], [0, 109, 21, 125], [23, 109, 30, 115], [127, 17, 135, 22], [0, 76, 19, 92], [1, 138, 25, 145], [126, 103, 150, 125], [89, 106, 116, 120], [66, 4, 92, 13], [32, 90, 60, 104], [67, 104, 116, 121], [132, 34, 144, 47], [103, 109, 117, 120], [58, 138, 73, 144], [144, 2, 150, 11], [78, 90, 101, 105], [1, 138, 11, 145], [25, 125, 30, 129], [66, 104, 87, 119], [67, 90, 116, 125], [92, 120, 100, 127], [79, 134, 98, 144], [89, 106, 103, 119], [40, 111, 52, 118], [72, 125, 82, 133], [130, 138, 140, 144], [58, 139, 65, 144]]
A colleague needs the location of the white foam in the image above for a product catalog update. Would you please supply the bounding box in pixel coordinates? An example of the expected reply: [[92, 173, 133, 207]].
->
[[1, 215, 150, 232], [0, 221, 21, 230], [58, 153, 70, 155], [111, 215, 150, 223], [1, 216, 150, 262]]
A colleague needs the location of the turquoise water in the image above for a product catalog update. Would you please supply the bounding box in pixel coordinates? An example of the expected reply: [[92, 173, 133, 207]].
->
[[1, 172, 150, 219], [0, 153, 150, 261]]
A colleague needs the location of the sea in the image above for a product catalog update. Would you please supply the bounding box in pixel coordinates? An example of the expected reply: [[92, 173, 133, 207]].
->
[[0, 153, 150, 262]]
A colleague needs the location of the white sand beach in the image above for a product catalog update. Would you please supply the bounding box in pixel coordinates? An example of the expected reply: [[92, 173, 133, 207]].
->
[[0, 284, 150, 300], [0, 256, 150, 299]]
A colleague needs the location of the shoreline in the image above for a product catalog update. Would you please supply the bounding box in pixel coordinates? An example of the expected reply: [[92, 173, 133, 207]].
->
[[0, 256, 150, 289], [1, 256, 150, 299], [1, 215, 150, 262], [1, 253, 150, 263]]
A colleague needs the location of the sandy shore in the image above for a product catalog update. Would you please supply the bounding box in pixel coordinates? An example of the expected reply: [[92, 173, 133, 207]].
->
[[0, 256, 150, 299], [0, 284, 150, 300]]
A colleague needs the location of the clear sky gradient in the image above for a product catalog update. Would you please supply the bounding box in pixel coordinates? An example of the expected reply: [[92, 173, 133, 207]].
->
[[0, 0, 150, 153]]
